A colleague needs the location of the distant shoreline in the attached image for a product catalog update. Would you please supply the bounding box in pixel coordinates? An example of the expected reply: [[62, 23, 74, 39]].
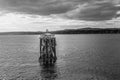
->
[[0, 28, 120, 35]]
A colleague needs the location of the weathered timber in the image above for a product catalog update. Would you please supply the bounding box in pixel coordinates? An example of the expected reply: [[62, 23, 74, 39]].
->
[[39, 33, 57, 66]]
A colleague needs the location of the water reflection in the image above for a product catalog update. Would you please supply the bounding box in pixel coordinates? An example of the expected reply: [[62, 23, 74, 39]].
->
[[40, 64, 58, 80]]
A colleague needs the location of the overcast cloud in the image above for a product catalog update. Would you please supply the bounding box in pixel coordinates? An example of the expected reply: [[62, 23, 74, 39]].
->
[[0, 0, 119, 21]]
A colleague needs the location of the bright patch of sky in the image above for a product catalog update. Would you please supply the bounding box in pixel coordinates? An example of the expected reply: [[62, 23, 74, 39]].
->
[[0, 13, 109, 32]]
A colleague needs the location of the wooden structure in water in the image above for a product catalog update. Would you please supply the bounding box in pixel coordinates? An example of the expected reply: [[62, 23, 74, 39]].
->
[[39, 31, 57, 66]]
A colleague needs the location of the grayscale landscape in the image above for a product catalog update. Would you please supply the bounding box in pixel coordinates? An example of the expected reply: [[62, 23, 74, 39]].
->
[[0, 0, 120, 80]]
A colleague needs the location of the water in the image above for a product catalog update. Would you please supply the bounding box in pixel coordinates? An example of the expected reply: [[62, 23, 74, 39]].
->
[[0, 34, 120, 80]]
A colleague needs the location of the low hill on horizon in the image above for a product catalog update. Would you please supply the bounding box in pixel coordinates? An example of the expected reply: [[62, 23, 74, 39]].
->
[[51, 28, 120, 34], [0, 28, 120, 35]]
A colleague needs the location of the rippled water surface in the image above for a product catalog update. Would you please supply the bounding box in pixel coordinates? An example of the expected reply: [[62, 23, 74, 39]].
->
[[0, 34, 120, 80]]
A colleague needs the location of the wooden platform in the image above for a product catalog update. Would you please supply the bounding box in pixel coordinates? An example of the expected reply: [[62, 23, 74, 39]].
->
[[39, 33, 57, 66]]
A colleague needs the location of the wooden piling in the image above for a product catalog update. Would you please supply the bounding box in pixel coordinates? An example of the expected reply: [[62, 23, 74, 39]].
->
[[39, 33, 57, 66]]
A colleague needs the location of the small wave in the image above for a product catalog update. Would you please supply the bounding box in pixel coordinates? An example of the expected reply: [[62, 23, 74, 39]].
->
[[1, 62, 39, 68]]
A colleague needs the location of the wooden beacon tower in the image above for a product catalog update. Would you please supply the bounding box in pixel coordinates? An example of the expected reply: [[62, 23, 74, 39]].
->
[[39, 29, 57, 66]]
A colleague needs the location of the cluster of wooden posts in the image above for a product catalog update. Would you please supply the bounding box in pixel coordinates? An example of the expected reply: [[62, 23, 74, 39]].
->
[[39, 34, 57, 66]]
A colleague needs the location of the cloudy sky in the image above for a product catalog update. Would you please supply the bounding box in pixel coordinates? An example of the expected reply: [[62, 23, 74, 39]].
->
[[0, 0, 120, 32]]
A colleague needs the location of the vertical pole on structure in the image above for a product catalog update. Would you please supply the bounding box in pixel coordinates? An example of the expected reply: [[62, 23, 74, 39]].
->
[[52, 38, 56, 62], [45, 38, 47, 65], [40, 38, 42, 57], [39, 38, 42, 64]]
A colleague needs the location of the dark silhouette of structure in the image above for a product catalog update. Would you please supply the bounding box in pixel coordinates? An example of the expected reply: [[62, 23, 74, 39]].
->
[[39, 29, 57, 66]]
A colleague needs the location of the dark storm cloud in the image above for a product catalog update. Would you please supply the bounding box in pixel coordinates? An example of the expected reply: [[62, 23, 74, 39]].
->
[[116, 14, 120, 18], [0, 0, 75, 15], [0, 0, 119, 21], [64, 2, 120, 21]]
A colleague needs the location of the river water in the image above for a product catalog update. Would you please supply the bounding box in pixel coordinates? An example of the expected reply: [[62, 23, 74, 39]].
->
[[0, 34, 120, 80]]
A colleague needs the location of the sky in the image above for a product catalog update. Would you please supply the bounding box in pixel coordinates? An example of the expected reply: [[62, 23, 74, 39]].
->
[[0, 0, 120, 32]]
